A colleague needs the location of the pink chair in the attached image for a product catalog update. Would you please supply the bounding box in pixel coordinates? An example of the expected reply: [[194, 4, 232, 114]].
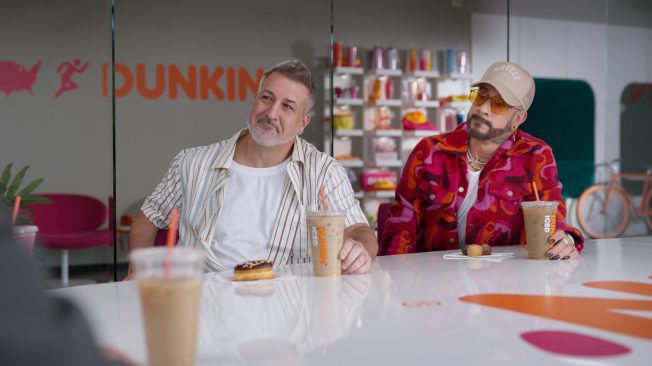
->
[[154, 228, 179, 246], [30, 193, 114, 287]]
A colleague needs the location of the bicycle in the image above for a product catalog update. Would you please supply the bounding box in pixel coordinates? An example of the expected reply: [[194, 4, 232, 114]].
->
[[576, 159, 652, 238]]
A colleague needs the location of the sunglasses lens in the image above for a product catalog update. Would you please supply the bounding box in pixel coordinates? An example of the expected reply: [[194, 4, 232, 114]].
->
[[469, 89, 486, 106], [491, 98, 509, 114]]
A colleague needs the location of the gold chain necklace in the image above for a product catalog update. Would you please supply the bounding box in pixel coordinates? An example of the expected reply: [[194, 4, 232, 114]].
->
[[466, 147, 487, 171]]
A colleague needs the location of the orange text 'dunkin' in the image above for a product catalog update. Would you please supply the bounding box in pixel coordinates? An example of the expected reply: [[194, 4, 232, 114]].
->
[[102, 63, 264, 101], [459, 278, 652, 340]]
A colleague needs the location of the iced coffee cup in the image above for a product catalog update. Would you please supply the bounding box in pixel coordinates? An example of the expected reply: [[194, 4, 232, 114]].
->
[[13, 225, 38, 255], [307, 210, 345, 277], [130, 247, 203, 366], [521, 201, 559, 259]]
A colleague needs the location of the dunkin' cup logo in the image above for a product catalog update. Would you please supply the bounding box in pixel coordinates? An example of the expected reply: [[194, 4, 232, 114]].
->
[[310, 225, 328, 265], [544, 214, 556, 237]]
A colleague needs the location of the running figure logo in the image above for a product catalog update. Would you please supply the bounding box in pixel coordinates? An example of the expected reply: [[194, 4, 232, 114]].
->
[[55, 58, 88, 98]]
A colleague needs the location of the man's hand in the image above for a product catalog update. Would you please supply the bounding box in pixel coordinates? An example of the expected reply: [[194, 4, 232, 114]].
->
[[547, 231, 579, 260], [339, 238, 372, 274]]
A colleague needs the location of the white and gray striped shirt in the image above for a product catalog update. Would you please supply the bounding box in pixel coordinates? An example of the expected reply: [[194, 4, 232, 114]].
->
[[142, 129, 368, 272]]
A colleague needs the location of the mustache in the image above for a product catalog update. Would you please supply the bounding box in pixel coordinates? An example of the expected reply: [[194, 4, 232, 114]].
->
[[255, 117, 280, 133], [469, 114, 492, 128]]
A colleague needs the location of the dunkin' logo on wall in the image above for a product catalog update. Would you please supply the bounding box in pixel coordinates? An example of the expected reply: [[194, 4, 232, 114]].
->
[[0, 59, 264, 101]]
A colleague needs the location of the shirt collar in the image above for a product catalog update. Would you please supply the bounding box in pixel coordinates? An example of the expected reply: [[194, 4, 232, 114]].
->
[[211, 128, 306, 169]]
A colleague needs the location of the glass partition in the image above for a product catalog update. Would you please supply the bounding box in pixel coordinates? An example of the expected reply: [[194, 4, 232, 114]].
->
[[507, 0, 652, 239], [113, 0, 332, 277], [329, 0, 509, 225], [0, 0, 115, 287]]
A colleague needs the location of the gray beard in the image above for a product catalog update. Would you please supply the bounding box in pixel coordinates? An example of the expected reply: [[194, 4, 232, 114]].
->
[[248, 119, 295, 147], [467, 114, 513, 145]]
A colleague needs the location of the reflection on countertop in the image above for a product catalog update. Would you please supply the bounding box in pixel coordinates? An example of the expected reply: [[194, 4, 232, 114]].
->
[[197, 264, 371, 364]]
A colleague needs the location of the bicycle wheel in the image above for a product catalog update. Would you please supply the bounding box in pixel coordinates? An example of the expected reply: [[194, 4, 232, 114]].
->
[[577, 184, 630, 238], [644, 188, 652, 232]]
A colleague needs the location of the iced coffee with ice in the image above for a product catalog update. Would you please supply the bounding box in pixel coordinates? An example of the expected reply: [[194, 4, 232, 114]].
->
[[130, 247, 203, 366], [307, 210, 345, 277], [521, 201, 558, 259]]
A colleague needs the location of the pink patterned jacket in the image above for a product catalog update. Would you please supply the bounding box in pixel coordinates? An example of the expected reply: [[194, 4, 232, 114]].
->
[[380, 123, 584, 255]]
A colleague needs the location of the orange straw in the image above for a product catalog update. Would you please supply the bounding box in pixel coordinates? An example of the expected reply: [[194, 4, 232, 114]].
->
[[166, 208, 179, 249], [531, 182, 540, 201], [164, 208, 179, 279], [11, 196, 21, 225], [319, 187, 329, 211]]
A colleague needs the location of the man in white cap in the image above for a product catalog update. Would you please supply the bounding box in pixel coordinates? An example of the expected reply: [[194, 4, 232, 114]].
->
[[380, 61, 583, 260]]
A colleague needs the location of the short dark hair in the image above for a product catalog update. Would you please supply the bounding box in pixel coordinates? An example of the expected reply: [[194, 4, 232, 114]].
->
[[259, 59, 317, 112]]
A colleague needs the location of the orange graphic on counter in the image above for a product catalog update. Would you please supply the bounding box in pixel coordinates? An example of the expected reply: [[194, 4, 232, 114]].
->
[[460, 278, 652, 340]]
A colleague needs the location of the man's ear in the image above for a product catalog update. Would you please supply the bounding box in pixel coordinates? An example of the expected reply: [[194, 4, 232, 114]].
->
[[513, 110, 528, 129], [298, 113, 312, 135]]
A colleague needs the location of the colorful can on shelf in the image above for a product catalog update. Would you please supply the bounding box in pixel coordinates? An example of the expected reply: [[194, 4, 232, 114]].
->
[[457, 49, 469, 74], [420, 48, 432, 71], [371, 46, 384, 70], [348, 46, 357, 68], [386, 47, 399, 70], [385, 78, 394, 100], [333, 41, 343, 67], [446, 48, 456, 74], [408, 48, 417, 72]]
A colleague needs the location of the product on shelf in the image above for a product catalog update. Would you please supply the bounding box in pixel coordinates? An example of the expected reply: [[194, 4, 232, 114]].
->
[[333, 110, 354, 130], [362, 170, 397, 191], [365, 106, 393, 130], [372, 137, 398, 162], [401, 108, 437, 131]]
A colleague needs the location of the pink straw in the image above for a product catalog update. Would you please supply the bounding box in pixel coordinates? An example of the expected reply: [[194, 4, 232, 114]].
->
[[11, 196, 21, 225]]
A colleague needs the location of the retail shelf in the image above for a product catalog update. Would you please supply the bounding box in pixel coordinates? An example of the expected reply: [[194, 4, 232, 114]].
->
[[366, 129, 403, 137], [334, 129, 364, 137], [440, 73, 473, 80], [374, 99, 402, 107], [334, 66, 364, 75], [366, 69, 403, 77], [335, 97, 364, 106], [405, 70, 440, 79], [414, 100, 440, 108], [402, 130, 438, 138], [338, 159, 364, 168], [439, 100, 470, 110], [366, 159, 403, 168], [363, 190, 395, 199]]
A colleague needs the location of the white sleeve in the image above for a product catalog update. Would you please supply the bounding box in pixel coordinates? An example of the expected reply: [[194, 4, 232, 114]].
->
[[141, 150, 185, 229]]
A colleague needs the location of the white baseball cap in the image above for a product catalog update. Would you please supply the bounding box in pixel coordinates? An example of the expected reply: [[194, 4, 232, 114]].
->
[[472, 62, 535, 111]]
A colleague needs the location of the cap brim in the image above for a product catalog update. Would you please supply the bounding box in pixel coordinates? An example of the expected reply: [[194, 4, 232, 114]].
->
[[472, 80, 524, 110]]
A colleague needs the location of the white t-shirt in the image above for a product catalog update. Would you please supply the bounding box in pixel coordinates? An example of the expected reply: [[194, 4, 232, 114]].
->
[[211, 158, 290, 268], [457, 169, 481, 247]]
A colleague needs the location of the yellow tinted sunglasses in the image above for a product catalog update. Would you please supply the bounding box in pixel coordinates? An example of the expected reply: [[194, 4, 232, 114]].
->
[[469, 88, 513, 115]]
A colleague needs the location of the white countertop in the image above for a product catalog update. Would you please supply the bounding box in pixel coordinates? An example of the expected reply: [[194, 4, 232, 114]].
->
[[52, 237, 652, 365]]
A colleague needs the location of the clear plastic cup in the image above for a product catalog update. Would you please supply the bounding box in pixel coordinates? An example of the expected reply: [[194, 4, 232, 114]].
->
[[13, 225, 38, 255], [521, 201, 559, 259], [130, 247, 203, 366], [307, 210, 345, 277]]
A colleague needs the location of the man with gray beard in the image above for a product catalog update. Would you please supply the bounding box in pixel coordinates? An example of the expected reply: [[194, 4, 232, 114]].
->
[[129, 60, 376, 274], [380, 61, 583, 260]]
